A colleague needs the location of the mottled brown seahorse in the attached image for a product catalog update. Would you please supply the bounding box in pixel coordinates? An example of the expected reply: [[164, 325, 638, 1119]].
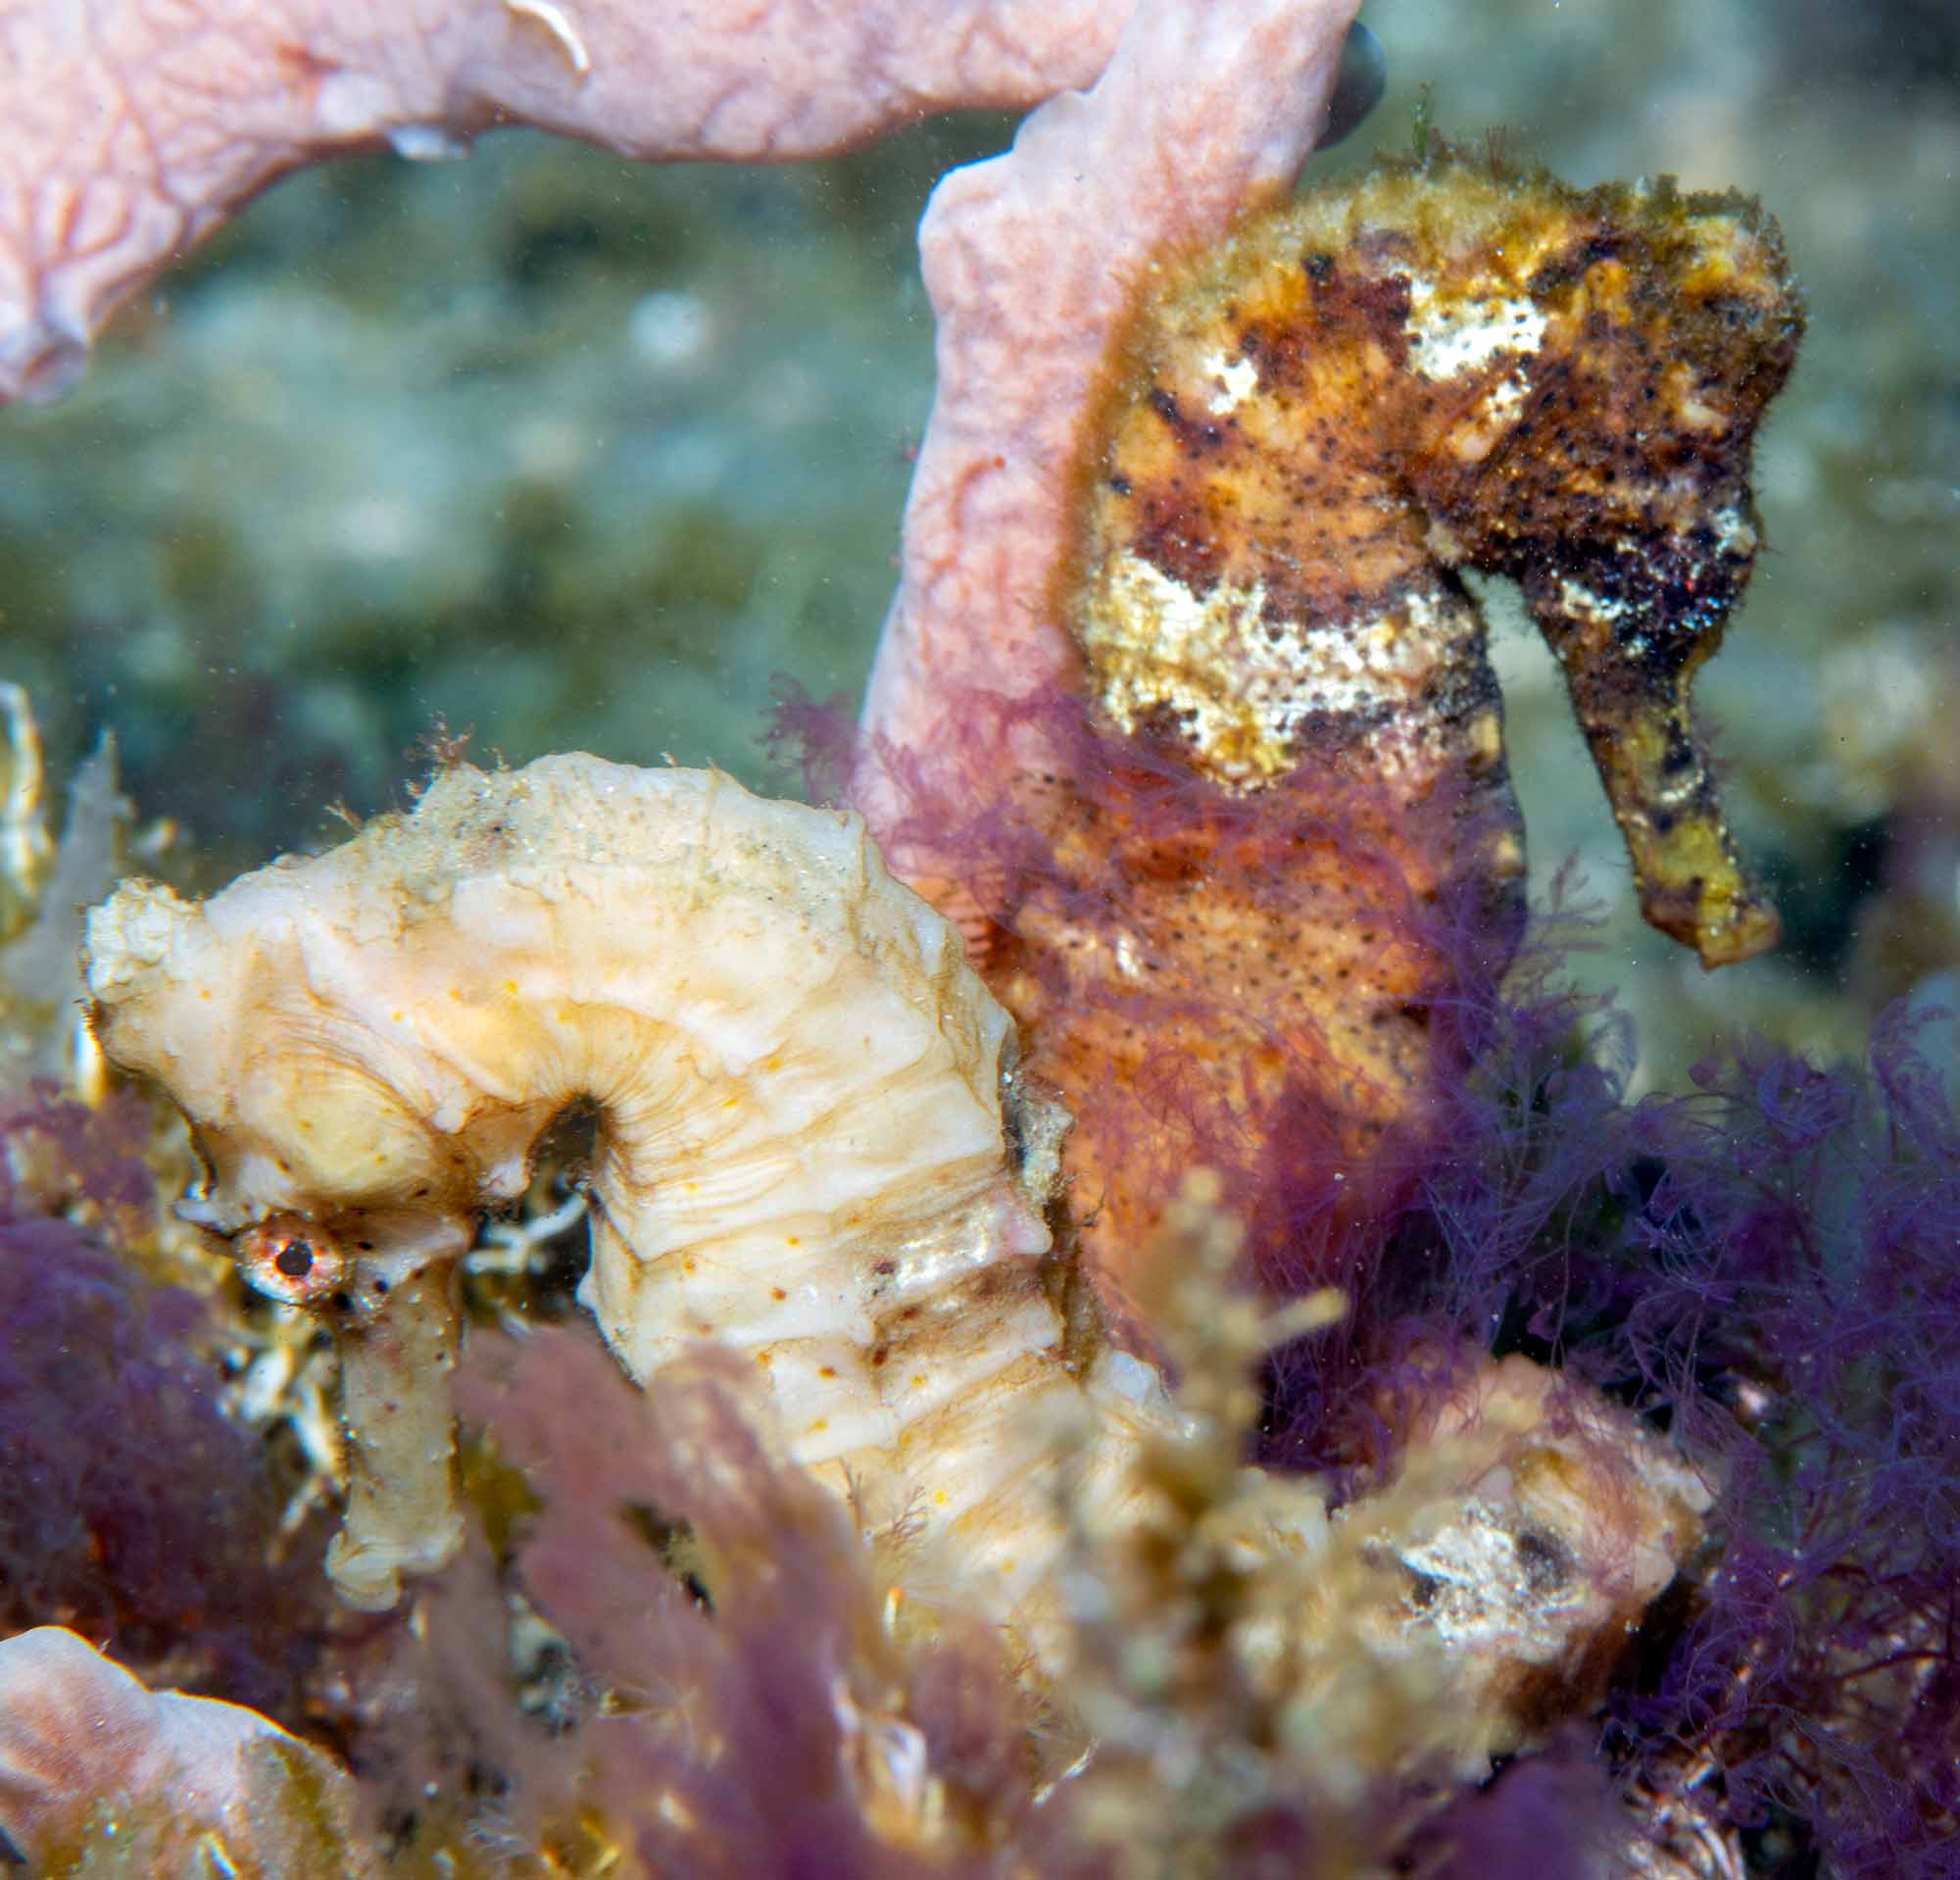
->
[[960, 156, 1801, 1317]]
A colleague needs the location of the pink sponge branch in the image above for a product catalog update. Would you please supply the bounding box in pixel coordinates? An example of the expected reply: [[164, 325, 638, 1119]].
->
[[0, 0, 1132, 400], [857, 0, 1360, 812], [0, 1625, 370, 1868]]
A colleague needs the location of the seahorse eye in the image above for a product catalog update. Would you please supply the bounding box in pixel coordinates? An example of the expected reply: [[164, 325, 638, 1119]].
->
[[238, 1215, 347, 1307]]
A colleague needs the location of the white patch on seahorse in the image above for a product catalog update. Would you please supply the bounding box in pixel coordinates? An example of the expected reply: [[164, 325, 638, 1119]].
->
[[1200, 346, 1259, 415], [1083, 551, 1464, 784], [1710, 504, 1759, 558], [1400, 273, 1547, 381], [1557, 576, 1629, 625]]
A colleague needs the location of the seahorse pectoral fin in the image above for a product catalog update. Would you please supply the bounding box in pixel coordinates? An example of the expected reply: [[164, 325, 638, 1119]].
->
[[1524, 565, 1780, 969]]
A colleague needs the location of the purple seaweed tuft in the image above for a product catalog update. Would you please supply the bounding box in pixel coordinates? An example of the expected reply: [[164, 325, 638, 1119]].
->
[[1406, 1739, 1620, 1878], [764, 678, 859, 808], [0, 1086, 322, 1714], [1259, 930, 1960, 1871], [454, 1321, 1054, 1876]]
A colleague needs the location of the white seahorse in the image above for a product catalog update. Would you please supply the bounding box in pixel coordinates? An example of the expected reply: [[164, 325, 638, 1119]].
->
[[83, 754, 1169, 1642]]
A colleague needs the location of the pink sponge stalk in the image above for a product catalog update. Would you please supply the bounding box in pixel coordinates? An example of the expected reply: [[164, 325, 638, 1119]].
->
[[0, 0, 1137, 401]]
